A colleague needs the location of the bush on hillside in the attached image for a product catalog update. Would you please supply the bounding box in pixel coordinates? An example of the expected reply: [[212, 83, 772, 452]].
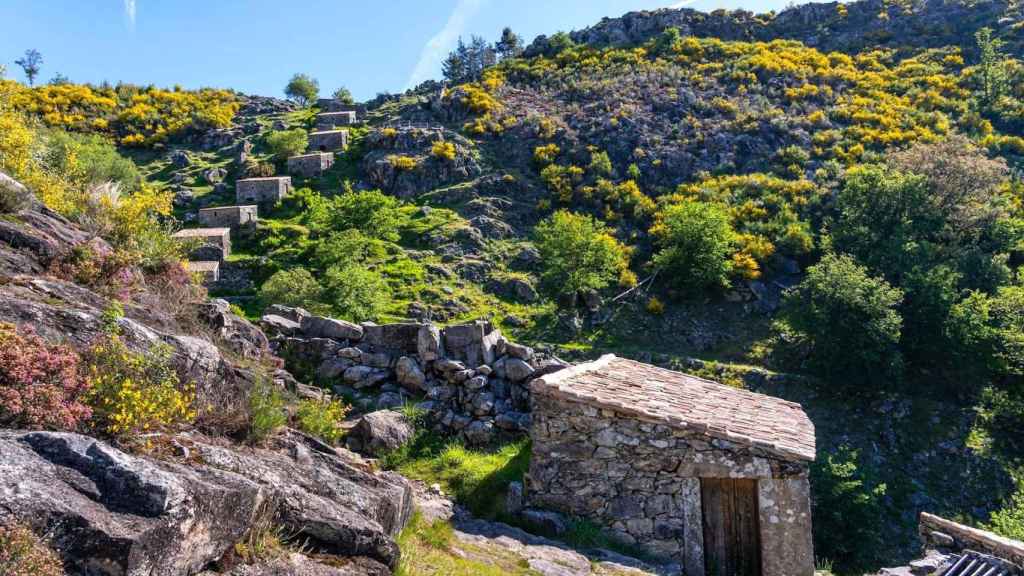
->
[[947, 286, 1024, 379], [533, 210, 630, 298], [295, 397, 349, 445], [41, 129, 142, 192], [323, 264, 391, 322], [84, 336, 195, 438], [264, 129, 308, 161], [780, 253, 904, 384], [258, 267, 327, 315], [248, 377, 287, 444], [651, 200, 736, 293], [306, 189, 403, 242], [0, 323, 91, 430]]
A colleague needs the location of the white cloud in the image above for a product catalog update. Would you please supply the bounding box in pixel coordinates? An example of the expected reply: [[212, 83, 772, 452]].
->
[[668, 0, 697, 7], [405, 0, 486, 90], [124, 0, 136, 31]]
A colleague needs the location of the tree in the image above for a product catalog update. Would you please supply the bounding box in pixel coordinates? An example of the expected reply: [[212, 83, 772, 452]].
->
[[331, 86, 354, 104], [323, 264, 390, 322], [947, 286, 1024, 379], [533, 210, 630, 297], [495, 27, 523, 61], [442, 35, 495, 84], [284, 73, 319, 107], [442, 45, 468, 85], [975, 27, 1009, 112], [258, 267, 328, 314], [48, 72, 70, 85], [264, 129, 308, 161], [305, 189, 403, 242], [651, 200, 735, 293], [781, 253, 904, 384], [14, 49, 42, 86]]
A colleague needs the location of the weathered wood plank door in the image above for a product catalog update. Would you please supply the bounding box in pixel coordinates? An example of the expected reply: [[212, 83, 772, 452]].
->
[[701, 478, 762, 576]]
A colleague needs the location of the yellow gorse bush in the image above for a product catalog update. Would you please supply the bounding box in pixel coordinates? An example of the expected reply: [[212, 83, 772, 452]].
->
[[85, 336, 196, 437]]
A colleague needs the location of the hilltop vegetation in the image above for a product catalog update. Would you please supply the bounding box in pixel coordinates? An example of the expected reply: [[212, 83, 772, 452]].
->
[[3, 0, 1024, 573]]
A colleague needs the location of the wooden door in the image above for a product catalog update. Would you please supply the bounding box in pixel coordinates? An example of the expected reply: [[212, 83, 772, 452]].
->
[[701, 478, 762, 576]]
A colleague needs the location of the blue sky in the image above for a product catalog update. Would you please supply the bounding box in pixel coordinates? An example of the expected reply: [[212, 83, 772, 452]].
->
[[0, 0, 821, 100]]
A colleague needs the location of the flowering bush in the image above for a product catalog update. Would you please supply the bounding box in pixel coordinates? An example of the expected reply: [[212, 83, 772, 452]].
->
[[295, 397, 349, 445], [430, 140, 457, 161], [0, 524, 64, 576], [0, 323, 91, 430], [84, 336, 195, 437]]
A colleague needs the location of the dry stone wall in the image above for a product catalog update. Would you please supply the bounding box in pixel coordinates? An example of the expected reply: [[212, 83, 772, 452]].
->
[[261, 307, 565, 445]]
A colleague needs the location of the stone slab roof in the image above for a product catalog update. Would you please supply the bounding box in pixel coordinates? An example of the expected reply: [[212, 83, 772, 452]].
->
[[236, 177, 291, 182], [185, 261, 220, 272], [173, 227, 231, 238], [309, 130, 347, 136], [288, 152, 333, 160], [531, 354, 816, 461]]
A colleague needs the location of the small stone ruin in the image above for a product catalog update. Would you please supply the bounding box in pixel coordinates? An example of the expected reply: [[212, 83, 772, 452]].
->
[[316, 111, 357, 129], [236, 176, 292, 204], [198, 205, 258, 231], [308, 130, 349, 152], [185, 261, 220, 283], [260, 308, 564, 445], [172, 227, 232, 260], [316, 99, 366, 114], [287, 152, 335, 178], [527, 354, 817, 576], [886, 512, 1024, 575]]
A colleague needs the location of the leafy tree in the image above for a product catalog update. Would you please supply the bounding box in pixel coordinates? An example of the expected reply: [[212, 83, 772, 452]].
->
[[947, 286, 1024, 379], [781, 253, 904, 384], [653, 27, 682, 56], [323, 264, 390, 322], [533, 210, 630, 297], [975, 27, 1009, 113], [284, 73, 319, 107], [545, 32, 576, 56], [306, 189, 403, 242], [811, 446, 888, 572], [264, 128, 308, 161], [258, 267, 327, 314], [14, 49, 42, 86], [651, 200, 735, 293], [495, 27, 523, 61], [331, 86, 354, 104]]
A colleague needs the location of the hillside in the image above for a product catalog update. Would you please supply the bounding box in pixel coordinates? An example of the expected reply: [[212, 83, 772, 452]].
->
[[2, 0, 1024, 574]]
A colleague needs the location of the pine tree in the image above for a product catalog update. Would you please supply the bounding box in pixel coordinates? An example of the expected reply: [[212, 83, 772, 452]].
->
[[976, 27, 1008, 113], [495, 27, 523, 61]]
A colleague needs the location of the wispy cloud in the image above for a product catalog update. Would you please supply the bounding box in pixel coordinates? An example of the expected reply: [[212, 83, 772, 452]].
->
[[123, 0, 136, 31], [405, 0, 486, 90], [668, 0, 697, 7]]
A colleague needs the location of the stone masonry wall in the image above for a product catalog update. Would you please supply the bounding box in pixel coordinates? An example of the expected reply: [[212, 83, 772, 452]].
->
[[527, 392, 812, 574], [920, 512, 1024, 567], [308, 130, 349, 152], [198, 206, 257, 229], [260, 308, 564, 445], [287, 153, 334, 178], [236, 177, 291, 204]]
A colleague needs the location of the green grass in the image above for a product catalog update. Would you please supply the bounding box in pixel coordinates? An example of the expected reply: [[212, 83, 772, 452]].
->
[[396, 511, 541, 576]]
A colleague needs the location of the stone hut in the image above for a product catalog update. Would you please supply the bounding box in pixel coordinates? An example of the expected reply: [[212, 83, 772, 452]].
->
[[197, 205, 258, 230], [308, 130, 349, 152], [287, 152, 335, 178], [236, 176, 292, 204], [172, 227, 231, 260], [527, 354, 816, 576], [316, 99, 367, 114], [316, 111, 357, 129], [185, 261, 220, 284]]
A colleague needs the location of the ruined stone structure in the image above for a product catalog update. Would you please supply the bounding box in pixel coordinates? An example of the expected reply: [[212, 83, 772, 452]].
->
[[198, 205, 258, 230], [236, 176, 292, 204], [527, 355, 816, 576], [316, 99, 367, 114], [919, 513, 1024, 569], [185, 261, 220, 283], [287, 152, 335, 178], [262, 312, 562, 445], [316, 111, 357, 129], [172, 227, 232, 259], [308, 130, 349, 152]]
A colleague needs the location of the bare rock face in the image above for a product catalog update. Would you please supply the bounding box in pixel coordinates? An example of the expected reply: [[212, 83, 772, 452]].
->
[[0, 430, 414, 575], [0, 430, 266, 576]]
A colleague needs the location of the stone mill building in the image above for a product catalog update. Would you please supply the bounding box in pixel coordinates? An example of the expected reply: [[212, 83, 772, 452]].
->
[[527, 354, 816, 576]]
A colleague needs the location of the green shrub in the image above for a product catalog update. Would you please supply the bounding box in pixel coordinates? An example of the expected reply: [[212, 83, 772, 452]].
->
[[533, 210, 630, 297], [811, 446, 888, 573], [258, 267, 326, 314], [264, 129, 308, 161], [248, 378, 287, 443], [780, 253, 904, 384], [306, 189, 403, 242], [651, 200, 735, 293], [41, 130, 142, 192], [989, 481, 1024, 541], [0, 524, 65, 576], [323, 264, 391, 322], [947, 286, 1024, 378], [295, 397, 349, 445], [84, 336, 195, 438]]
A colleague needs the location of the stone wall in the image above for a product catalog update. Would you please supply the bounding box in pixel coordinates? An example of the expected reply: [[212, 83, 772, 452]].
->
[[316, 111, 357, 129], [198, 205, 258, 229], [261, 309, 564, 445], [308, 130, 349, 152], [920, 512, 1024, 567], [287, 152, 334, 178], [236, 177, 291, 204], [317, 99, 367, 114], [526, 391, 813, 575]]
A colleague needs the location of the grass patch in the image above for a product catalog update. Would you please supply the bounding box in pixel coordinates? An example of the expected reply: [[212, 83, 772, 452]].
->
[[396, 511, 540, 576]]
